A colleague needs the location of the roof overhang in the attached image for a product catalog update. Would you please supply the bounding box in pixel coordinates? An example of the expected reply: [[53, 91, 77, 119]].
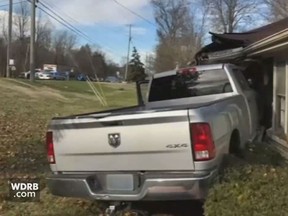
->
[[199, 29, 288, 63]]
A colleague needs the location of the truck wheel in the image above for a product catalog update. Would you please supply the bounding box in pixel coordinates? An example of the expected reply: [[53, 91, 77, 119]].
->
[[229, 130, 243, 158]]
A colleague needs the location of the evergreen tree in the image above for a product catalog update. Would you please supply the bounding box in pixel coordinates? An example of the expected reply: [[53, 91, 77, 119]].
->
[[127, 47, 146, 82]]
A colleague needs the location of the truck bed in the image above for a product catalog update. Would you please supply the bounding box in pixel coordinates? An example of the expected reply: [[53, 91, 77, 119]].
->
[[54, 95, 238, 120]]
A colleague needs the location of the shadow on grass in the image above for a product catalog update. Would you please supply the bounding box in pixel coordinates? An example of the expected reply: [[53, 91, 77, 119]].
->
[[88, 200, 204, 216], [221, 141, 285, 171], [132, 201, 203, 216], [217, 141, 286, 184]]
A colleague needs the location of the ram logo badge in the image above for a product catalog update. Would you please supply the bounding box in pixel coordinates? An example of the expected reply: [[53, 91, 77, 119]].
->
[[108, 133, 121, 148]]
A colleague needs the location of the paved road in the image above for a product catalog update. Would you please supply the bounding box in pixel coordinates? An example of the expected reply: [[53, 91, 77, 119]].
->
[[131, 201, 204, 216]]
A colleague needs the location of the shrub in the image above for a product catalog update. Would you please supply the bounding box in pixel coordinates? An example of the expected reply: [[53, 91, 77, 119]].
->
[[204, 143, 288, 216]]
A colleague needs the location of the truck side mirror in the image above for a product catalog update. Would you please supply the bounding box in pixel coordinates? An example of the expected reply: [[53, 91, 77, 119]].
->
[[136, 80, 149, 106]]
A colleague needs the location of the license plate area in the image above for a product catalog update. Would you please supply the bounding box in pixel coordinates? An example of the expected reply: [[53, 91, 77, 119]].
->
[[106, 174, 134, 191]]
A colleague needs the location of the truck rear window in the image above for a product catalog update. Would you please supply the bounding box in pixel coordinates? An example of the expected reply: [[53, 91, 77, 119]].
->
[[149, 69, 232, 102]]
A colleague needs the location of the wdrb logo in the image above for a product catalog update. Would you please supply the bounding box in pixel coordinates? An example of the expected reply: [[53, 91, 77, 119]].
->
[[8, 178, 40, 202], [11, 182, 39, 191]]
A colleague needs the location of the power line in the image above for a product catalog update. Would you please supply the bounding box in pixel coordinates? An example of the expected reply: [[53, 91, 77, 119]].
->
[[38, 7, 91, 42], [39, 1, 123, 56], [39, 2, 92, 42], [37, 5, 123, 57], [131, 38, 136, 48], [37, 3, 109, 105], [112, 0, 156, 27], [40, 2, 121, 55], [40, 0, 139, 59], [41, 0, 81, 26], [42, 0, 125, 36]]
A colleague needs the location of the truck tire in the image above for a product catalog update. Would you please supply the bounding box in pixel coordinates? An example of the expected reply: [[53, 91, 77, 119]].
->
[[229, 130, 243, 158]]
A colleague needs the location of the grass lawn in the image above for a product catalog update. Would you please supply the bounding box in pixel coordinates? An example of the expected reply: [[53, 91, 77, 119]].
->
[[0, 78, 137, 216], [2, 78, 286, 216]]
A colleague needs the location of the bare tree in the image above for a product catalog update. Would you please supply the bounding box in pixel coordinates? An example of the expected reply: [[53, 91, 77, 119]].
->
[[0, 14, 7, 76], [13, 1, 29, 39], [151, 0, 203, 72], [36, 12, 52, 47], [144, 53, 155, 75], [263, 0, 288, 21], [53, 30, 77, 65], [11, 1, 30, 74], [35, 11, 53, 68], [152, 0, 192, 42], [205, 0, 258, 33], [0, 38, 6, 76], [0, 14, 8, 42]]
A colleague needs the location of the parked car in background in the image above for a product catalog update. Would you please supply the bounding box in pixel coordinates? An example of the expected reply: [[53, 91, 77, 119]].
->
[[50, 71, 67, 80], [105, 76, 120, 83], [19, 69, 42, 79], [77, 73, 87, 81], [38, 71, 53, 80]]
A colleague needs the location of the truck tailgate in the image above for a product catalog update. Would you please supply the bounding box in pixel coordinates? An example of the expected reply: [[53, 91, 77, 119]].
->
[[50, 110, 194, 171]]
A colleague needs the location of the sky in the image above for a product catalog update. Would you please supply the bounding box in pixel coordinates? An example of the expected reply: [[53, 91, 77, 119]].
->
[[0, 0, 158, 64], [41, 0, 158, 64], [0, 0, 270, 65]]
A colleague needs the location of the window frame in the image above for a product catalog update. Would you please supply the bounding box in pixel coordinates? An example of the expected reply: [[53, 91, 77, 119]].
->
[[232, 68, 251, 91]]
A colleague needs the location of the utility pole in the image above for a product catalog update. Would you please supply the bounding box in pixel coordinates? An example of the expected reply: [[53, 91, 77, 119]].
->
[[6, 0, 13, 78], [125, 24, 132, 81], [30, 0, 37, 81]]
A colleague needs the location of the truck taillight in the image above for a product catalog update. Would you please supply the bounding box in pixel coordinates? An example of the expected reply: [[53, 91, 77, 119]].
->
[[190, 123, 215, 161], [177, 67, 197, 75], [46, 131, 55, 164]]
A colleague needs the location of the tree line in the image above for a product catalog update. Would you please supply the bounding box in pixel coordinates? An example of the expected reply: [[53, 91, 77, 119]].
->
[[0, 2, 122, 79], [1, 0, 287, 79]]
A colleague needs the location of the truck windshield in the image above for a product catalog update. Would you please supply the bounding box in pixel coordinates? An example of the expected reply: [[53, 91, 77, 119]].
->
[[149, 69, 232, 102]]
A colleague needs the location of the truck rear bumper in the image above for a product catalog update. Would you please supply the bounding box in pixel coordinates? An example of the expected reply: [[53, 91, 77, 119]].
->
[[47, 170, 217, 201]]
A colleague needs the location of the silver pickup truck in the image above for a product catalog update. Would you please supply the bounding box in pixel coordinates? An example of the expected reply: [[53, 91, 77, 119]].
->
[[46, 63, 258, 202]]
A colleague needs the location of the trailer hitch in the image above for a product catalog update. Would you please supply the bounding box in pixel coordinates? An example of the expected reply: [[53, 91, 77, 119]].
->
[[105, 202, 149, 216]]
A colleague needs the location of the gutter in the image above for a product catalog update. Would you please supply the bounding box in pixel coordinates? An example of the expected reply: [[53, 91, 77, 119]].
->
[[244, 28, 288, 55], [246, 40, 288, 56]]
